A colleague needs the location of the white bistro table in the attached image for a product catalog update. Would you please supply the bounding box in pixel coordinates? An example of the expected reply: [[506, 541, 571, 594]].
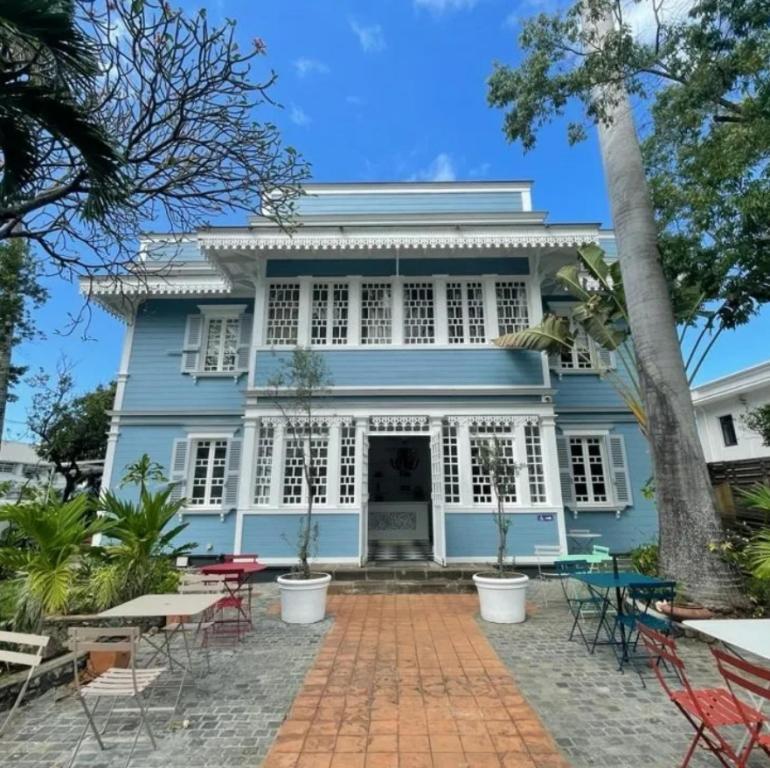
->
[[566, 531, 602, 554], [683, 619, 770, 661], [99, 593, 222, 710]]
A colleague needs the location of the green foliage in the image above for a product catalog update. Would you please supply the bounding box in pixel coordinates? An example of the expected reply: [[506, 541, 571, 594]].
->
[[120, 453, 167, 494], [738, 484, 770, 526], [747, 529, 770, 582], [0, 494, 110, 626], [630, 542, 659, 577], [742, 406, 770, 448]]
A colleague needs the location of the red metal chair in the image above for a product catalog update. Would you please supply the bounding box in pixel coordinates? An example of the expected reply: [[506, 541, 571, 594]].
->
[[637, 623, 763, 768], [712, 647, 770, 767]]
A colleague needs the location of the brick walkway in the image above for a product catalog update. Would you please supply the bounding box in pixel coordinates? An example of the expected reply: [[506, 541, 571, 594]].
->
[[263, 594, 568, 768]]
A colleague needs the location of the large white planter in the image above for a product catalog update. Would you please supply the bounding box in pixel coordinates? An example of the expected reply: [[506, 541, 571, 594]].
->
[[473, 572, 530, 624], [277, 572, 332, 624]]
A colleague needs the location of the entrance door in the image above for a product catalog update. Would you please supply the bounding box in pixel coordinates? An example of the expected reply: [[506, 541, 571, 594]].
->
[[430, 427, 446, 565]]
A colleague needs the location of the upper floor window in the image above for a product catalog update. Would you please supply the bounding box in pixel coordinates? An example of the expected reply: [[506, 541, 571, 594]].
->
[[203, 316, 240, 372], [446, 282, 485, 344], [266, 283, 300, 344], [495, 281, 529, 335], [189, 439, 228, 506], [0, 462, 16, 474], [182, 306, 251, 376], [361, 282, 392, 344], [559, 326, 593, 370], [719, 414, 738, 447], [568, 436, 608, 504], [311, 283, 349, 345], [403, 282, 435, 344]]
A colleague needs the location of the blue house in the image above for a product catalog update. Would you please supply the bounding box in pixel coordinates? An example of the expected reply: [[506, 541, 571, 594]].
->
[[88, 181, 656, 565]]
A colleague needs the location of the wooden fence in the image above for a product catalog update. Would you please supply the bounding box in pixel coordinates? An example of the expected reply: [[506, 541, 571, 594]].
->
[[708, 458, 770, 525]]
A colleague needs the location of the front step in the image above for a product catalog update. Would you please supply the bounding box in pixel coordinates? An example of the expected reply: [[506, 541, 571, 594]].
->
[[329, 578, 476, 595], [322, 563, 487, 595]]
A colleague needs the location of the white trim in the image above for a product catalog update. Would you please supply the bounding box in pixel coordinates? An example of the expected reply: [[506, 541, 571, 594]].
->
[[241, 509, 360, 516], [443, 506, 564, 515], [256, 556, 360, 566], [198, 303, 247, 316]]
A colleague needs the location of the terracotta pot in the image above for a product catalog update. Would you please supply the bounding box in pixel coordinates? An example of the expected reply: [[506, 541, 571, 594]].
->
[[88, 650, 130, 675], [655, 601, 714, 621]]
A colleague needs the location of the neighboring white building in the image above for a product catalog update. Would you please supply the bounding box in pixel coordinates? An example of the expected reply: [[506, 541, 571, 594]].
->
[[0, 441, 62, 501], [692, 361, 770, 463]]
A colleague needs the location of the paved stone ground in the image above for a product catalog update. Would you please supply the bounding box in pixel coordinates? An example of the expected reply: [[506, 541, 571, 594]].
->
[[3, 584, 330, 768], [482, 581, 768, 768]]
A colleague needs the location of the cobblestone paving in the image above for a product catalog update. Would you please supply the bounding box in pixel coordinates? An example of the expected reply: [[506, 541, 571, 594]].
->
[[3, 584, 330, 768], [482, 581, 768, 768]]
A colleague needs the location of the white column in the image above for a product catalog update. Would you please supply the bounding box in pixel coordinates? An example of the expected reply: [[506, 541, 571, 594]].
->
[[326, 422, 341, 507], [249, 258, 267, 388], [391, 279, 404, 345], [458, 420, 473, 506], [355, 416, 368, 564], [234, 418, 258, 554], [541, 415, 567, 552], [433, 277, 448, 345], [297, 279, 311, 346], [348, 277, 361, 345], [514, 421, 532, 508], [269, 423, 284, 508], [483, 277, 499, 341]]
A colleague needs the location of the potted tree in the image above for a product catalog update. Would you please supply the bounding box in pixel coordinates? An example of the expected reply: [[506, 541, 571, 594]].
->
[[472, 438, 530, 623], [268, 348, 333, 624]]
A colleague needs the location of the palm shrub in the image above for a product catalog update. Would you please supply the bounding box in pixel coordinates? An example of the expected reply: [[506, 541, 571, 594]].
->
[[0, 494, 110, 630]]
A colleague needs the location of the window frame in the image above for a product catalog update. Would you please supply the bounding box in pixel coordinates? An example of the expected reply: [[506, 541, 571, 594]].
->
[[562, 430, 617, 509], [719, 414, 738, 447], [445, 280, 487, 345], [187, 438, 229, 509], [201, 314, 241, 373]]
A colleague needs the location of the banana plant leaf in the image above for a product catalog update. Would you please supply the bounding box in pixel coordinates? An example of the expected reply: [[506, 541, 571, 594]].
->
[[493, 314, 572, 352]]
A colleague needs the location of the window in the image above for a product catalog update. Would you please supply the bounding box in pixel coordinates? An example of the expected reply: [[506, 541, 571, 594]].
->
[[470, 427, 517, 504], [282, 424, 329, 505], [339, 424, 357, 504], [0, 462, 16, 473], [719, 415, 738, 447], [360, 282, 392, 344], [442, 420, 460, 503], [525, 425, 546, 503], [266, 283, 300, 344], [495, 281, 529, 335], [559, 326, 593, 370], [568, 437, 608, 504], [202, 316, 240, 372], [189, 440, 228, 506], [311, 283, 349, 345], [447, 282, 486, 344], [403, 282, 435, 344], [253, 423, 275, 504]]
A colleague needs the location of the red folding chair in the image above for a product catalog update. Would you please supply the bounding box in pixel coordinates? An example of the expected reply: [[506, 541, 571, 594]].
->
[[712, 648, 770, 767], [637, 623, 763, 768]]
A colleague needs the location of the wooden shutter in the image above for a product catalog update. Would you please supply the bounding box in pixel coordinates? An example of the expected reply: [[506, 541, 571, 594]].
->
[[556, 435, 575, 508], [169, 438, 189, 504], [608, 434, 633, 506], [236, 315, 252, 372], [222, 438, 242, 509], [181, 315, 203, 373], [596, 345, 615, 371]]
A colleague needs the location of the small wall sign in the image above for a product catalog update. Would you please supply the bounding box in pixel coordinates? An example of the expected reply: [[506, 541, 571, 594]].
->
[[537, 514, 554, 522]]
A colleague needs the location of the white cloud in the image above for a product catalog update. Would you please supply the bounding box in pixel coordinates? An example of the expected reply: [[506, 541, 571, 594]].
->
[[410, 153, 457, 182], [350, 20, 387, 53], [289, 105, 310, 127], [414, 0, 479, 13], [293, 57, 329, 77]]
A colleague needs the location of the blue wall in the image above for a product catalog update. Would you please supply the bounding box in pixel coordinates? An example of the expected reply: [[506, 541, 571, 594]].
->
[[255, 349, 544, 388], [179, 514, 237, 555], [241, 514, 359, 558], [109, 424, 187, 494], [122, 299, 250, 413], [445, 513, 559, 558]]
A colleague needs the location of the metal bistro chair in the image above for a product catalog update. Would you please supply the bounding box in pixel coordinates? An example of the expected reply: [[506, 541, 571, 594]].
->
[[554, 560, 602, 649], [0, 630, 50, 737], [638, 623, 763, 768], [613, 581, 676, 677], [178, 572, 243, 644], [533, 545, 562, 607], [68, 627, 166, 768]]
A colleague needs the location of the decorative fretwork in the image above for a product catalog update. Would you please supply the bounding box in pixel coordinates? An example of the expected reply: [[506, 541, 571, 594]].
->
[[446, 282, 485, 344], [311, 283, 349, 346], [448, 415, 540, 429], [253, 423, 274, 505], [569, 436, 608, 503], [203, 317, 240, 372], [339, 425, 357, 504], [470, 436, 517, 504], [360, 282, 392, 344], [442, 420, 460, 503], [266, 283, 300, 344], [282, 425, 329, 505], [190, 440, 228, 506], [525, 424, 546, 503], [368, 416, 430, 433], [495, 281, 529, 335], [403, 282, 435, 344]]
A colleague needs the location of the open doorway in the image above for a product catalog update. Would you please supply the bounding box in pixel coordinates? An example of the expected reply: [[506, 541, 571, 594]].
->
[[367, 436, 433, 562]]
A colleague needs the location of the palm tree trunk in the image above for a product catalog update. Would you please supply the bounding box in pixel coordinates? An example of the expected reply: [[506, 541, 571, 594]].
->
[[591, 11, 741, 609], [0, 312, 13, 445]]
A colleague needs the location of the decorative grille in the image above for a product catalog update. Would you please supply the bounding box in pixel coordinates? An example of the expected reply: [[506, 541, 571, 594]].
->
[[525, 424, 546, 503], [360, 282, 392, 344], [253, 423, 274, 504], [442, 420, 460, 503], [266, 283, 300, 344], [403, 282, 435, 344], [495, 281, 529, 335], [339, 425, 357, 504], [446, 282, 485, 344]]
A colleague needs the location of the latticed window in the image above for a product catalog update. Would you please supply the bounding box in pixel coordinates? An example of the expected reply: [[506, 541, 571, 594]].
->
[[203, 317, 239, 372], [339, 425, 357, 504], [442, 421, 460, 503], [360, 283, 392, 344], [525, 424, 546, 503], [403, 282, 435, 344], [495, 281, 529, 335], [253, 423, 274, 504], [470, 428, 517, 504], [446, 282, 486, 344], [282, 425, 329, 505], [560, 326, 593, 370], [266, 283, 300, 344], [569, 437, 608, 503], [311, 283, 349, 345], [190, 440, 228, 506]]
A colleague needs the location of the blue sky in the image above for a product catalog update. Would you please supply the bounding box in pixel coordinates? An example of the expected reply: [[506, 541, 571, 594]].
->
[[4, 0, 767, 439]]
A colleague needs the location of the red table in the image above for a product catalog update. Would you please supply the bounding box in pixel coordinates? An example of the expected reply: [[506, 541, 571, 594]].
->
[[199, 561, 267, 632]]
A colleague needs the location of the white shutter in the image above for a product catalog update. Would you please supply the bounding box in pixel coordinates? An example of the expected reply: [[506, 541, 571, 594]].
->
[[236, 315, 252, 372], [181, 315, 203, 373], [595, 345, 615, 371], [608, 434, 632, 506], [169, 438, 189, 503], [556, 435, 575, 508], [222, 438, 242, 509]]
